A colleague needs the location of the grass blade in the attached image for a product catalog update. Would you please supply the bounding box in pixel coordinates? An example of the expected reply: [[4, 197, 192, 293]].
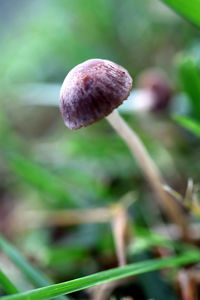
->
[[0, 270, 19, 295], [0, 236, 68, 300], [160, 0, 200, 28], [0, 235, 53, 287], [7, 153, 74, 207], [1, 251, 200, 300], [177, 56, 200, 119], [173, 115, 200, 137]]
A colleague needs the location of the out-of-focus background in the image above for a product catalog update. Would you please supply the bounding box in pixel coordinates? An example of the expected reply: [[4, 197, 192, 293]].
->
[[0, 0, 200, 299]]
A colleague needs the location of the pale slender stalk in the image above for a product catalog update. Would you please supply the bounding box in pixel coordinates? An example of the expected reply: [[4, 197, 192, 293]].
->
[[111, 204, 128, 267], [106, 110, 189, 238], [111, 205, 132, 300], [11, 208, 110, 232], [178, 270, 196, 300], [90, 203, 132, 300]]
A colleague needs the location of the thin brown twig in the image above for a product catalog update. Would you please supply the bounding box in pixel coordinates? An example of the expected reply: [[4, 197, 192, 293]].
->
[[177, 270, 197, 300], [90, 203, 133, 300], [111, 204, 129, 267], [10, 207, 110, 233], [184, 179, 194, 205], [9, 192, 136, 232], [164, 182, 200, 218]]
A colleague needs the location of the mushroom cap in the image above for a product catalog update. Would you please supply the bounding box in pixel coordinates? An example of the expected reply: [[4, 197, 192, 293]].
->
[[60, 59, 133, 129], [136, 68, 172, 111]]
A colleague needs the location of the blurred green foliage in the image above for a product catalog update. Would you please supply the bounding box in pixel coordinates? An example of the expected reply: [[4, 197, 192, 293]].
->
[[1, 0, 200, 299], [161, 0, 200, 27], [0, 0, 198, 85]]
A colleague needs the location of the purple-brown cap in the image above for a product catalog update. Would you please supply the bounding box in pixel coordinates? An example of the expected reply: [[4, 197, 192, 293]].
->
[[60, 59, 133, 129], [136, 68, 172, 111]]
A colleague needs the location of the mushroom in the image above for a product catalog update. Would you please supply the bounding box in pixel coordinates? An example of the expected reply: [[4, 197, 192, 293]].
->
[[60, 58, 188, 238], [136, 68, 172, 111]]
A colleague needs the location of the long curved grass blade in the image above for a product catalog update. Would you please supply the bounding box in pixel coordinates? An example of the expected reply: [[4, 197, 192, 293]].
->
[[173, 115, 200, 137], [0, 270, 19, 295], [160, 0, 200, 28], [0, 236, 68, 300], [177, 56, 200, 119], [1, 251, 200, 300]]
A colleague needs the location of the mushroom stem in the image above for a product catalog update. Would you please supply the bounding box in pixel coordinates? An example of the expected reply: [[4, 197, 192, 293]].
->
[[106, 110, 189, 238]]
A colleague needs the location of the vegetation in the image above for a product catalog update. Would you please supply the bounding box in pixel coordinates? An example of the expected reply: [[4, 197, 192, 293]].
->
[[0, 0, 200, 299]]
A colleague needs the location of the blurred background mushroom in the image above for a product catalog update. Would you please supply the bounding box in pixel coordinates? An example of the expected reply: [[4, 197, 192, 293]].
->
[[136, 68, 173, 111], [120, 68, 173, 114]]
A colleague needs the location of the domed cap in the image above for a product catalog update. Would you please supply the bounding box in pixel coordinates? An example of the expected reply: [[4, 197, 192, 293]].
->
[[136, 68, 172, 111], [60, 59, 133, 129]]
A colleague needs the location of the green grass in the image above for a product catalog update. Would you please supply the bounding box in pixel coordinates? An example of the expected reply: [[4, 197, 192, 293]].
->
[[177, 56, 200, 119], [0, 236, 68, 300], [0, 270, 19, 295], [161, 0, 200, 27], [1, 251, 200, 300], [173, 115, 200, 137]]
